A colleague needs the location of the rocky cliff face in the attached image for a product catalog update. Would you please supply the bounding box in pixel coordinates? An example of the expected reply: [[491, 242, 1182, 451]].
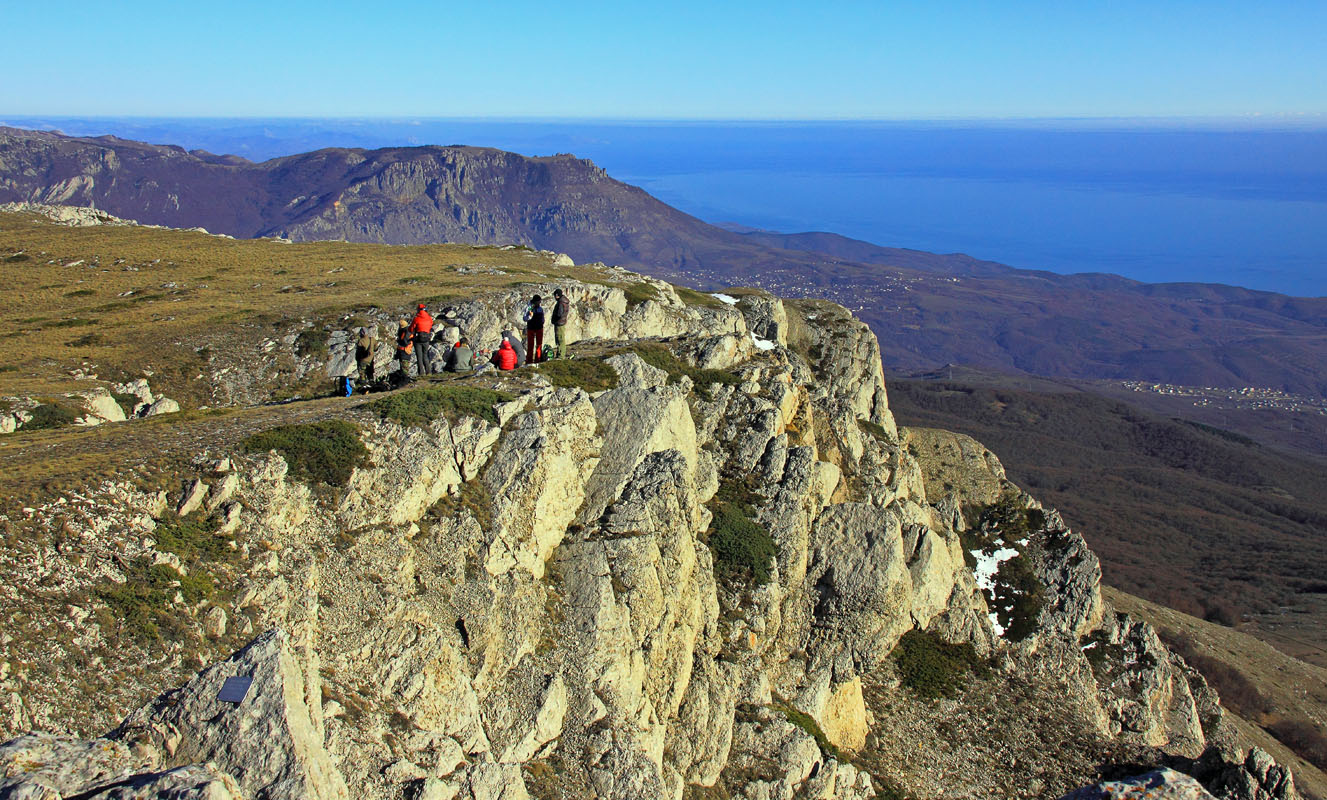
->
[[0, 274, 1302, 799]]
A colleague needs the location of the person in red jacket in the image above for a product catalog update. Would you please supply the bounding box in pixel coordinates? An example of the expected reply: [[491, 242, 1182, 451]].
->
[[410, 303, 435, 376], [493, 339, 518, 371]]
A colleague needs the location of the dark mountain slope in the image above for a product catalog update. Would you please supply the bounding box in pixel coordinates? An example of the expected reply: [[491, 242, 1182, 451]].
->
[[3, 126, 1327, 396], [888, 376, 1327, 625]]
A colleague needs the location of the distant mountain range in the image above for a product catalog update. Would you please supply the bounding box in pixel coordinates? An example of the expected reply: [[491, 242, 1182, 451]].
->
[[3, 125, 1325, 397]]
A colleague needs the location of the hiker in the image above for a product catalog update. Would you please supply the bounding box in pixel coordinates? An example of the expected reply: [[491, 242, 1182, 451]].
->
[[355, 327, 377, 383], [411, 303, 435, 376], [502, 329, 526, 367], [446, 336, 474, 372], [395, 320, 413, 376], [523, 295, 545, 363], [493, 338, 518, 371], [551, 288, 572, 359]]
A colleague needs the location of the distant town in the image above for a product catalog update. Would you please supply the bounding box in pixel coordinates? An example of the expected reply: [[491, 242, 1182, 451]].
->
[[1119, 380, 1327, 415]]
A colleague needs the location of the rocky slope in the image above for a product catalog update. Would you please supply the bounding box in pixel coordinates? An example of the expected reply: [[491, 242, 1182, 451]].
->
[[0, 248, 1306, 799]]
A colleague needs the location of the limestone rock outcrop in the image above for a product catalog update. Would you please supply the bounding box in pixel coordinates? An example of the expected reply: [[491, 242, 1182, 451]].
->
[[0, 269, 1307, 800]]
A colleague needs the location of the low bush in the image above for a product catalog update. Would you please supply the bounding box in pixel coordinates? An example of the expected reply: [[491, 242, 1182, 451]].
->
[[96, 559, 204, 641], [112, 392, 141, 416], [369, 386, 512, 428], [63, 288, 96, 297], [773, 699, 846, 762], [891, 629, 990, 699], [243, 420, 368, 486], [47, 317, 96, 328], [538, 358, 619, 392], [858, 419, 890, 442], [24, 401, 81, 430], [153, 513, 238, 566], [295, 328, 328, 356], [707, 500, 776, 585]]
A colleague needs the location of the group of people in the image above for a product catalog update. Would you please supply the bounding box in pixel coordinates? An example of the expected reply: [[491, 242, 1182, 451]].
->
[[351, 290, 574, 387]]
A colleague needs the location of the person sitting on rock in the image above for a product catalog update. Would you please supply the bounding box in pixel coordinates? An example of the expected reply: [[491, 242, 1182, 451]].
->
[[501, 329, 526, 367], [523, 295, 545, 363], [446, 337, 474, 372], [395, 320, 414, 376], [493, 339, 518, 371], [355, 327, 376, 383]]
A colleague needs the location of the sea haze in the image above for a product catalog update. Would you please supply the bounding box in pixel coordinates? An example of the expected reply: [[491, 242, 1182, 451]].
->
[[6, 117, 1326, 296]]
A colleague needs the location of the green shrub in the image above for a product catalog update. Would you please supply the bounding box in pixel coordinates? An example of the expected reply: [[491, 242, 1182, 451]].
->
[[538, 359, 619, 392], [369, 386, 512, 428], [96, 559, 202, 641], [112, 392, 141, 415], [24, 401, 81, 430], [154, 513, 237, 565], [243, 420, 367, 486], [707, 501, 776, 585], [66, 333, 103, 347], [891, 629, 990, 699], [64, 288, 96, 297], [295, 328, 328, 356], [773, 699, 846, 762]]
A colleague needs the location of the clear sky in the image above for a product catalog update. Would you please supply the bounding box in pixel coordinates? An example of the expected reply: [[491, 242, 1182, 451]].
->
[[4, 0, 1326, 119]]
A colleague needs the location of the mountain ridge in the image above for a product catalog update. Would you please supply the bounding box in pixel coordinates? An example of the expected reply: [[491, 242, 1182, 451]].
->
[[3, 126, 1327, 399]]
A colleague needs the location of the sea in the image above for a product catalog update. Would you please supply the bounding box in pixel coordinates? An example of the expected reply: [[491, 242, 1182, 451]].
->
[[6, 117, 1326, 297]]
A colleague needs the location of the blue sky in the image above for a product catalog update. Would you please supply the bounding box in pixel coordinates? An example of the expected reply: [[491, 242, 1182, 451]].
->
[[4, 0, 1326, 119]]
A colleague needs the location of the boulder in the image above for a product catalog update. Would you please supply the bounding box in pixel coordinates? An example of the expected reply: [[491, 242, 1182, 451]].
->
[[145, 398, 181, 417], [111, 629, 348, 800], [1059, 768, 1216, 799]]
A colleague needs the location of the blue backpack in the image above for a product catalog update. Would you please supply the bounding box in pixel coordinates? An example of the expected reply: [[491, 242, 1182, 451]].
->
[[338, 376, 354, 397]]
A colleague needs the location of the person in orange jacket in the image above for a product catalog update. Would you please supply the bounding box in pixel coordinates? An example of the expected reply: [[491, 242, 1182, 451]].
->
[[410, 303, 435, 376], [493, 339, 518, 371]]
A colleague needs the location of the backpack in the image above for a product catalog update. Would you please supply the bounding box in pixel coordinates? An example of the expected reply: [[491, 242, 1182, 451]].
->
[[553, 295, 570, 325], [337, 376, 354, 397]]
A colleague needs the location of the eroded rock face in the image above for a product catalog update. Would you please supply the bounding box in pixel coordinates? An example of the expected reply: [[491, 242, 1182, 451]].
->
[[1060, 768, 1217, 800], [0, 281, 1307, 800]]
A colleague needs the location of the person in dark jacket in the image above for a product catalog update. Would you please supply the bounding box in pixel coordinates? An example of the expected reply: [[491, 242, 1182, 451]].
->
[[523, 295, 545, 363], [446, 337, 474, 372], [493, 339, 518, 371], [410, 303, 435, 376], [395, 320, 413, 376], [355, 327, 376, 382], [501, 329, 526, 367], [551, 288, 572, 359]]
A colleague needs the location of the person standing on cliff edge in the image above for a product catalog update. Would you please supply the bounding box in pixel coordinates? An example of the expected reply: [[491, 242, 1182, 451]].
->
[[551, 288, 572, 359], [410, 303, 434, 376], [523, 295, 545, 363]]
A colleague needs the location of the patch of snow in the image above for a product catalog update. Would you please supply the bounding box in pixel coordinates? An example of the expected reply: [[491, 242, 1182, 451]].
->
[[1081, 641, 1099, 651], [751, 332, 777, 351], [970, 546, 1019, 593], [1016, 538, 1030, 546], [711, 293, 739, 305], [806, 313, 818, 319], [972, 545, 1021, 638]]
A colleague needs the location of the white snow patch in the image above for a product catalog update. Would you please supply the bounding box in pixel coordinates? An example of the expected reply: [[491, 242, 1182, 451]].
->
[[1081, 641, 1099, 651], [711, 293, 739, 305], [972, 546, 1021, 638], [751, 333, 777, 351]]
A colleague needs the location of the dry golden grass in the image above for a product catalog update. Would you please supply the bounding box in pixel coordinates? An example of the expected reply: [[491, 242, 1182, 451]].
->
[[0, 211, 627, 402]]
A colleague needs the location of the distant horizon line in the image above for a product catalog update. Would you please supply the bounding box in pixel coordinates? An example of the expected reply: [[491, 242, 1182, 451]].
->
[[4, 113, 1326, 130]]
